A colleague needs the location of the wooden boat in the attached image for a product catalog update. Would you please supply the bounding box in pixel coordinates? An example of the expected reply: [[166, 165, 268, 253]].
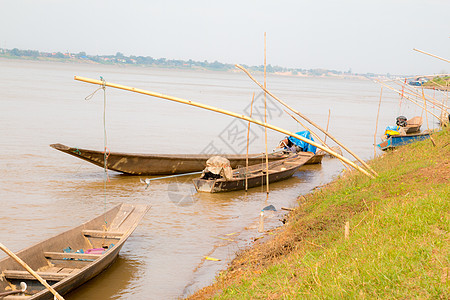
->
[[305, 153, 324, 164], [408, 77, 428, 86], [0, 203, 149, 299], [50, 144, 315, 175], [377, 131, 431, 151], [315, 145, 343, 160], [192, 152, 314, 193], [404, 116, 423, 134]]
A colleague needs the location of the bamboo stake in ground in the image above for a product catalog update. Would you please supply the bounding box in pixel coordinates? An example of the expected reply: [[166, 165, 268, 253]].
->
[[258, 210, 264, 233], [421, 87, 437, 146], [74, 76, 375, 178], [324, 109, 331, 144], [264, 32, 269, 194], [235, 64, 378, 177], [246, 93, 255, 191], [0, 243, 65, 300], [374, 87, 383, 158], [344, 222, 350, 240]]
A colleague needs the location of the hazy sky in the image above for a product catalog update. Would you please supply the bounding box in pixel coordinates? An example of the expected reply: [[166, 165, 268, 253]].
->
[[1, 0, 449, 75]]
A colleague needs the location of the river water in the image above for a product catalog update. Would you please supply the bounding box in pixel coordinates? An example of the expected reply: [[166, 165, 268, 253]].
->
[[0, 58, 418, 299]]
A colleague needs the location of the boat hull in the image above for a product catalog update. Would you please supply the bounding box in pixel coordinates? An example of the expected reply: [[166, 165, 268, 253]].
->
[[0, 204, 149, 299], [192, 153, 313, 193], [50, 144, 312, 175], [305, 153, 324, 164], [377, 132, 430, 151]]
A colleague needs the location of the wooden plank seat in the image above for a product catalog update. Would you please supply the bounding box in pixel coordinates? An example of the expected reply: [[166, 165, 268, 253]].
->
[[3, 270, 69, 282], [82, 230, 123, 239], [44, 252, 102, 261]]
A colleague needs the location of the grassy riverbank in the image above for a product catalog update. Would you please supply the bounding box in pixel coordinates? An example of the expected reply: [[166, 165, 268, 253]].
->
[[190, 127, 449, 299], [424, 76, 450, 91]]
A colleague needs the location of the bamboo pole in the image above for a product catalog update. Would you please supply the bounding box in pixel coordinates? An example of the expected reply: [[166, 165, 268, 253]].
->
[[74, 76, 375, 178], [394, 80, 450, 111], [421, 87, 437, 146], [399, 84, 447, 111], [0, 243, 65, 300], [246, 93, 255, 191], [409, 78, 450, 102], [413, 48, 450, 64], [375, 79, 441, 120], [284, 109, 326, 146], [324, 109, 331, 144], [235, 64, 378, 177], [264, 32, 269, 194], [285, 109, 351, 171], [425, 80, 450, 94], [374, 87, 383, 158]]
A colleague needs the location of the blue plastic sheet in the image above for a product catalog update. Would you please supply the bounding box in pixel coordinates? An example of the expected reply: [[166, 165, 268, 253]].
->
[[288, 131, 317, 153]]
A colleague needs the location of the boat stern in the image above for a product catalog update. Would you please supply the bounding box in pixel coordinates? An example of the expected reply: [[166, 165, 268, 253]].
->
[[192, 179, 216, 193], [377, 139, 391, 151]]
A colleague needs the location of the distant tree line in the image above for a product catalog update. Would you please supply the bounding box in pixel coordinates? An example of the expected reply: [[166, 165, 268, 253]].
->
[[0, 47, 385, 78]]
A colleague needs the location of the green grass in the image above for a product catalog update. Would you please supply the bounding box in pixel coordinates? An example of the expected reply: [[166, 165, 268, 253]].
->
[[424, 76, 450, 88], [190, 128, 449, 299]]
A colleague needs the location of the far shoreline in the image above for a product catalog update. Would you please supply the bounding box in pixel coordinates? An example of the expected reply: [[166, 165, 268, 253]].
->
[[0, 55, 374, 81]]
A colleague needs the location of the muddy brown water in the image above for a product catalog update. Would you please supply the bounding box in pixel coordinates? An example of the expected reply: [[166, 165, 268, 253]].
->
[[1, 58, 422, 299]]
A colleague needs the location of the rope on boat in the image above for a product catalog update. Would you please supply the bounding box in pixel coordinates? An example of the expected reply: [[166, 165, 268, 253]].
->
[[101, 77, 109, 229], [85, 77, 109, 228]]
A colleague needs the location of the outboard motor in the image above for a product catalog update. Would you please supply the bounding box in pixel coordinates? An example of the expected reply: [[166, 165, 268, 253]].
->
[[396, 116, 408, 127]]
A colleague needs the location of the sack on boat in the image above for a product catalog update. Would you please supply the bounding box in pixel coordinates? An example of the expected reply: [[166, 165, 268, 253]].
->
[[202, 156, 233, 180]]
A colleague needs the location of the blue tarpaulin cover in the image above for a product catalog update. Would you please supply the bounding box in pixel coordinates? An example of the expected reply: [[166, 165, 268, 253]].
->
[[288, 131, 317, 153]]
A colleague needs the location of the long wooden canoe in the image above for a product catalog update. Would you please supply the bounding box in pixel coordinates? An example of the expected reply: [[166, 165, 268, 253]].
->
[[0, 203, 149, 299], [192, 152, 314, 193], [50, 144, 320, 175]]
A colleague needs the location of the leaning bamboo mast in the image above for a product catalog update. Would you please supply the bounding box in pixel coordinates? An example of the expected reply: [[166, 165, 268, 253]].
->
[[284, 109, 328, 148], [285, 109, 351, 172], [264, 32, 269, 194], [393, 80, 449, 112], [235, 64, 378, 177], [74, 76, 375, 178], [246, 93, 255, 191], [374, 87, 383, 158], [324, 109, 331, 144], [375, 79, 441, 120], [0, 243, 65, 300], [413, 48, 450, 64]]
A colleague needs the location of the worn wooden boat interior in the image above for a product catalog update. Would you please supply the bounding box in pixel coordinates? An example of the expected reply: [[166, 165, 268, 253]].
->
[[193, 152, 314, 193], [50, 143, 288, 176], [0, 203, 149, 299], [404, 116, 423, 134]]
